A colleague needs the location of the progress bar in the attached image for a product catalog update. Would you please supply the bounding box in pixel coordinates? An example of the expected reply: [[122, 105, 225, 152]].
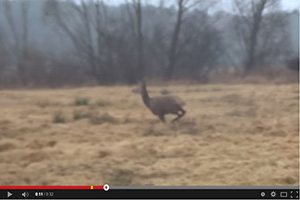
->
[[0, 186, 104, 190]]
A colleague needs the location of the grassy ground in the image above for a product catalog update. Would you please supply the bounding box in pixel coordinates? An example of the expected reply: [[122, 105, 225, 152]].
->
[[0, 84, 298, 186]]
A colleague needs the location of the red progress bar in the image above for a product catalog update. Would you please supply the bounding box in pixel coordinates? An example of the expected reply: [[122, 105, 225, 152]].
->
[[0, 186, 104, 189], [93, 186, 104, 189]]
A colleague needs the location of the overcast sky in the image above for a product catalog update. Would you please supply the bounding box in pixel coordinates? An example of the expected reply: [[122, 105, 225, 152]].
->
[[222, 0, 299, 11], [102, 0, 299, 11], [277, 0, 299, 10]]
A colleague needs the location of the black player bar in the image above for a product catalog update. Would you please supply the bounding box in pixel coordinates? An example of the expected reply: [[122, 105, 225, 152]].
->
[[0, 187, 298, 199]]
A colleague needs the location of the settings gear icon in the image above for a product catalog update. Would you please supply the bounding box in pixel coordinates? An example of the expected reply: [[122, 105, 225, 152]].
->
[[271, 191, 276, 198]]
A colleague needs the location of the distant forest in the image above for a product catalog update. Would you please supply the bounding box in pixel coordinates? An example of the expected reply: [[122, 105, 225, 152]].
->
[[0, 0, 299, 87]]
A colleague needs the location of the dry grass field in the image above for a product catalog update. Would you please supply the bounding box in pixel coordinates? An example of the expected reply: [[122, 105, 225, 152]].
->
[[0, 83, 298, 186]]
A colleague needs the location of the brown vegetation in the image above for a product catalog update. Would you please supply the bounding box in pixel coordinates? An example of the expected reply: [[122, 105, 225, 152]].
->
[[0, 83, 298, 186]]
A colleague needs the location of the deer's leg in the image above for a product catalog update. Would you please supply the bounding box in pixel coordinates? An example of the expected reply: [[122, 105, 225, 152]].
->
[[159, 115, 166, 123], [172, 108, 186, 123]]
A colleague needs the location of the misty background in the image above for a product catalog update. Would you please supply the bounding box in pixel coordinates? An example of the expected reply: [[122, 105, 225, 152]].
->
[[0, 0, 298, 87]]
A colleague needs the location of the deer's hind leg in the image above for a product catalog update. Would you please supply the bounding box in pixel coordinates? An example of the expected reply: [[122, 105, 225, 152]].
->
[[172, 108, 186, 123], [158, 115, 166, 123]]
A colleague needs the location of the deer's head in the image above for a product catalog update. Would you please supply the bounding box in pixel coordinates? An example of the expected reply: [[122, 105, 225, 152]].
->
[[131, 87, 142, 94]]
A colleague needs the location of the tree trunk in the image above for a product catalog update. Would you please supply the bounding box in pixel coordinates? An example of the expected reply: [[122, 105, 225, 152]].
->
[[166, 0, 184, 79], [243, 0, 267, 76], [136, 0, 144, 80]]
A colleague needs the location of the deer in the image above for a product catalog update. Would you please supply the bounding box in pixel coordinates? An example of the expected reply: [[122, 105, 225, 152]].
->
[[132, 80, 186, 123]]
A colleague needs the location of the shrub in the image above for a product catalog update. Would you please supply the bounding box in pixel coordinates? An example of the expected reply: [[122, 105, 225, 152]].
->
[[53, 111, 67, 123], [74, 98, 89, 106]]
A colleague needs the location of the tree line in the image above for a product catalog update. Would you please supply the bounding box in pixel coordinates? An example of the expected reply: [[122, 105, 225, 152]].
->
[[0, 0, 298, 87]]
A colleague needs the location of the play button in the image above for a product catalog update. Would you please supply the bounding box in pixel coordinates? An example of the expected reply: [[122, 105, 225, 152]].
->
[[7, 191, 12, 198]]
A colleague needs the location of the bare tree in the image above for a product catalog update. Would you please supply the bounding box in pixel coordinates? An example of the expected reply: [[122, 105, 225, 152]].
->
[[43, 0, 116, 85], [135, 0, 144, 80], [180, 10, 223, 82], [166, 0, 215, 79], [233, 0, 281, 75], [0, 0, 295, 87], [0, 29, 8, 78], [2, 0, 30, 85], [166, 0, 185, 79], [256, 10, 290, 67], [124, 0, 145, 82]]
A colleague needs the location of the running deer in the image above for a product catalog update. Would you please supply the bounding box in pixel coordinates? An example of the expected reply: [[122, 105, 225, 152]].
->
[[132, 80, 186, 122]]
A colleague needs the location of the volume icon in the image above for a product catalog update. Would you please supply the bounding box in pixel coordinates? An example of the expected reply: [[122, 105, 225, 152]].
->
[[22, 192, 29, 198]]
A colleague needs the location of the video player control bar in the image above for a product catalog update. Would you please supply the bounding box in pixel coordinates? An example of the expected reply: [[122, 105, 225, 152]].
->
[[0, 186, 298, 199]]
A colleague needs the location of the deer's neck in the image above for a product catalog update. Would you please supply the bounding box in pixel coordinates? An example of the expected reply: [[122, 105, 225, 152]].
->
[[141, 83, 150, 107]]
